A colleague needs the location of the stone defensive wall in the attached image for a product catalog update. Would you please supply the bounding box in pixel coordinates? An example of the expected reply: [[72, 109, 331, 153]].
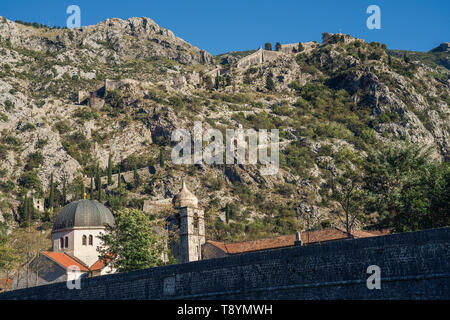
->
[[236, 48, 284, 69], [1, 227, 449, 300]]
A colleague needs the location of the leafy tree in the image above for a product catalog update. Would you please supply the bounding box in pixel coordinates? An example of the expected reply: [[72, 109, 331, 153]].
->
[[97, 209, 163, 272], [0, 234, 18, 289], [18, 171, 41, 191], [327, 168, 366, 237], [264, 43, 272, 51], [363, 142, 449, 232]]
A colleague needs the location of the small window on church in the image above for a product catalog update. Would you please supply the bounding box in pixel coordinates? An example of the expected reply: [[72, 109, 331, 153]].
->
[[65, 236, 69, 248], [60, 238, 64, 249], [82, 235, 87, 246], [193, 213, 199, 233], [89, 235, 93, 246]]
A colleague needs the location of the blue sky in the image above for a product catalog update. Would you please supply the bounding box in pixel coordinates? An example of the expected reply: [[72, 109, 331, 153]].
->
[[0, 0, 448, 55]]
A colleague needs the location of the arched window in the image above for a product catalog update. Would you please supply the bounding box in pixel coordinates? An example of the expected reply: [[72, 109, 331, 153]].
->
[[60, 238, 64, 249], [82, 235, 87, 246], [89, 235, 93, 246], [65, 236, 69, 248]]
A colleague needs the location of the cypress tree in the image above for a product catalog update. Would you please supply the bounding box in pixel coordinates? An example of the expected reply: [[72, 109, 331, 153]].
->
[[98, 185, 102, 202], [159, 148, 165, 168], [48, 173, 54, 210], [214, 76, 219, 90], [95, 163, 101, 194], [107, 154, 112, 185], [133, 166, 140, 187], [90, 176, 94, 200], [22, 195, 29, 224], [225, 204, 230, 224], [62, 177, 67, 206]]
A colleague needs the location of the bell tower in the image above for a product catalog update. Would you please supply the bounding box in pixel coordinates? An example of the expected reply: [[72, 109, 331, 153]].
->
[[172, 179, 205, 263]]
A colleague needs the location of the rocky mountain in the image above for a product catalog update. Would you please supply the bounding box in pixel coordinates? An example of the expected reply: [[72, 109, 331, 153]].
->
[[0, 17, 448, 240]]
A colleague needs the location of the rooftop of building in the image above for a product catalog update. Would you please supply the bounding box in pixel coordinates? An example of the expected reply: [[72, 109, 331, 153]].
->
[[207, 227, 388, 255]]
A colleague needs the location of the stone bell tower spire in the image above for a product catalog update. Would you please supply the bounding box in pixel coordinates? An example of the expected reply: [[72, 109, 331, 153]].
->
[[172, 179, 205, 263]]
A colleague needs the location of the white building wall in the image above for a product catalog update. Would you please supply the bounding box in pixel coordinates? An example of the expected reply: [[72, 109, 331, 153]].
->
[[52, 228, 106, 267], [52, 230, 75, 253], [73, 228, 105, 267]]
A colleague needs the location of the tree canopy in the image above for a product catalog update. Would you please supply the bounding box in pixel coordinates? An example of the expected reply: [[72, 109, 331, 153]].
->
[[97, 208, 163, 272]]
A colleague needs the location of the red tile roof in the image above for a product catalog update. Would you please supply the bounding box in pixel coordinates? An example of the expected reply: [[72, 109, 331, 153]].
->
[[207, 227, 380, 255], [90, 258, 110, 271], [42, 251, 89, 272], [0, 278, 12, 289]]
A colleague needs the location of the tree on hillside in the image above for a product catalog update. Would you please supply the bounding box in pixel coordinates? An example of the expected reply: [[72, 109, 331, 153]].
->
[[265, 73, 275, 91], [403, 53, 410, 63], [90, 176, 94, 200], [107, 154, 113, 185], [133, 166, 140, 188], [95, 163, 101, 193], [297, 42, 304, 52], [225, 203, 230, 224], [97, 209, 163, 272], [159, 148, 165, 168], [48, 173, 54, 211], [264, 43, 272, 51], [275, 42, 282, 51], [62, 177, 67, 206], [214, 76, 220, 90], [118, 167, 121, 188]]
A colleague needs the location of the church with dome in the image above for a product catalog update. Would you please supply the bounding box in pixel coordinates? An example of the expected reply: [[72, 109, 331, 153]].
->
[[17, 178, 381, 288], [18, 179, 206, 288], [15, 198, 117, 288]]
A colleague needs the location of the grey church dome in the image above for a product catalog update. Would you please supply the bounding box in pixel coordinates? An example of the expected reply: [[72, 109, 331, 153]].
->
[[52, 199, 115, 232], [172, 179, 198, 208]]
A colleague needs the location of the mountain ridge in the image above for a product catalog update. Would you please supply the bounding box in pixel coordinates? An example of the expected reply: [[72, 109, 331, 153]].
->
[[0, 16, 448, 241]]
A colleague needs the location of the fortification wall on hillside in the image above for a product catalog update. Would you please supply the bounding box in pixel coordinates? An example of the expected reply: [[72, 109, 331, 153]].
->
[[236, 49, 284, 69], [1, 227, 449, 300]]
